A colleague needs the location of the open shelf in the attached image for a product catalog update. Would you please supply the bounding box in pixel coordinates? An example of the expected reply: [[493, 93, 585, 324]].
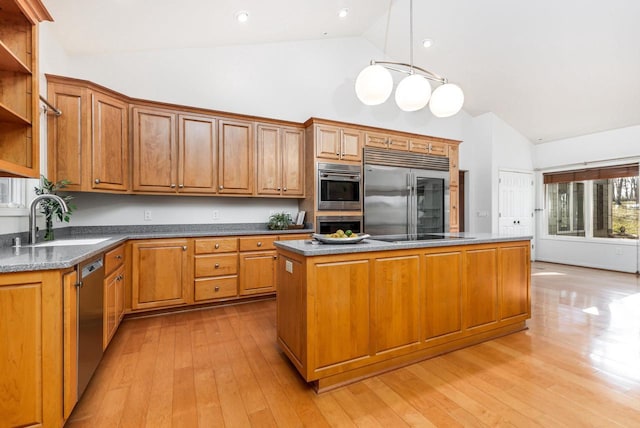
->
[[0, 101, 31, 125], [0, 40, 31, 73]]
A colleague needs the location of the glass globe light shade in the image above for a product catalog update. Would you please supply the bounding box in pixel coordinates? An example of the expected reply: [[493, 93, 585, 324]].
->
[[355, 65, 393, 106], [394, 74, 432, 112], [429, 83, 464, 118]]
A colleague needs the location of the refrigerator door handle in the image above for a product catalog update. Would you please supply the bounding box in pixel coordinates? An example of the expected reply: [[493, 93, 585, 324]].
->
[[407, 172, 414, 234]]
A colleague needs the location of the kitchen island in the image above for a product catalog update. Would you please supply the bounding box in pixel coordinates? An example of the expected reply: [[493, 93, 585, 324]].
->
[[274, 234, 531, 392]]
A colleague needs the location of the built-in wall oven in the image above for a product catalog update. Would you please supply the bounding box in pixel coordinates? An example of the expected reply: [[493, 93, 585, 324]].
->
[[317, 162, 362, 211], [317, 216, 363, 234]]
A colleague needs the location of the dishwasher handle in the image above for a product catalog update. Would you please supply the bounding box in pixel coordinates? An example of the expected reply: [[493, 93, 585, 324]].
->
[[80, 257, 104, 280]]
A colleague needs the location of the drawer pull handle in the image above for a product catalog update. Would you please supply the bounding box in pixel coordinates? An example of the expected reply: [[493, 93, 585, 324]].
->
[[94, 178, 100, 184], [257, 242, 262, 247], [214, 243, 220, 249], [182, 246, 187, 251], [170, 183, 176, 188], [115, 255, 122, 260], [219, 185, 224, 190], [283, 187, 287, 191], [215, 263, 220, 269], [273, 255, 277, 260], [214, 286, 220, 292]]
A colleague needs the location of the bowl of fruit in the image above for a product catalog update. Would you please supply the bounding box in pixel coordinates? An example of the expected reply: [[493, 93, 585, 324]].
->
[[312, 229, 370, 244]]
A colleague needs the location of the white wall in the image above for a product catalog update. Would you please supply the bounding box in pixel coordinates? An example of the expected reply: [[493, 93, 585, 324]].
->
[[534, 125, 640, 273], [24, 27, 477, 232]]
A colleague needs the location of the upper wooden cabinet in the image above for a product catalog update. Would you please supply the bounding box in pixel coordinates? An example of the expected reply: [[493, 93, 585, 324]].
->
[[47, 76, 129, 192], [256, 123, 305, 197], [131, 106, 177, 192], [132, 107, 221, 194], [409, 138, 448, 156], [364, 131, 409, 151], [0, 0, 52, 177], [218, 119, 254, 194], [313, 123, 362, 163]]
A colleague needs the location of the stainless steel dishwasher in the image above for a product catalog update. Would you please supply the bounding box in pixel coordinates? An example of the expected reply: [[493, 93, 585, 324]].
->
[[77, 255, 105, 398]]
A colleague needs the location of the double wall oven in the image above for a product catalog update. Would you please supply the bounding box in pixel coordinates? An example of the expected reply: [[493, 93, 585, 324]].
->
[[316, 162, 362, 233]]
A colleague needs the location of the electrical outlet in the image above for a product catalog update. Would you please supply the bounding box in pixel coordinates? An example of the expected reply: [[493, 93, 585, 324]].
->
[[285, 260, 293, 273], [212, 210, 219, 220], [144, 210, 152, 221]]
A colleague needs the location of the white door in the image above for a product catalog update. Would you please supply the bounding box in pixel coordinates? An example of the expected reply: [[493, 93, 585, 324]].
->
[[499, 170, 534, 239]]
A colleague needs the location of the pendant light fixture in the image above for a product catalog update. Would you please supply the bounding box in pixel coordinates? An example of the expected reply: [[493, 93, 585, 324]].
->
[[354, 0, 464, 117]]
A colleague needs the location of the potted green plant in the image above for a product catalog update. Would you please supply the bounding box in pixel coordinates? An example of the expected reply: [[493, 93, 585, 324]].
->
[[267, 212, 292, 230], [34, 176, 75, 240]]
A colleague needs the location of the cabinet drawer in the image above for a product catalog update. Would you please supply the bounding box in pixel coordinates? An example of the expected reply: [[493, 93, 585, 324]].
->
[[195, 254, 238, 277], [195, 238, 238, 254], [278, 233, 312, 241], [104, 244, 125, 275], [194, 277, 238, 301], [239, 236, 277, 251]]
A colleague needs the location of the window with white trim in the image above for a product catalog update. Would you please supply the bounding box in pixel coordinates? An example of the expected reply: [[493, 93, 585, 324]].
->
[[0, 178, 26, 209], [544, 163, 639, 240]]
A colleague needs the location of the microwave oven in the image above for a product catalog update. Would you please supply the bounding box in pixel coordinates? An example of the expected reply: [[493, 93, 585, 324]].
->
[[317, 162, 362, 211]]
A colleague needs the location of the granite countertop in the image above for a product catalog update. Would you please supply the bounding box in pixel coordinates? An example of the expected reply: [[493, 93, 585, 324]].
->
[[0, 224, 314, 273], [274, 232, 533, 257]]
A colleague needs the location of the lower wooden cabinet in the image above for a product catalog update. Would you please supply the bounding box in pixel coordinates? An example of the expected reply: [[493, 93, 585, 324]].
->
[[131, 239, 190, 310], [276, 240, 531, 391], [0, 270, 65, 428], [239, 250, 278, 295], [104, 264, 125, 349], [62, 269, 78, 420]]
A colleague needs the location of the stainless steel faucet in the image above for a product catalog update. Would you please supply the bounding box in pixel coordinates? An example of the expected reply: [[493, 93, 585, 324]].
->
[[29, 194, 69, 244]]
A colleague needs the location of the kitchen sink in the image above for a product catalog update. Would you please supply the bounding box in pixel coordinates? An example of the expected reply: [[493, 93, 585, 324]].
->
[[31, 237, 111, 247]]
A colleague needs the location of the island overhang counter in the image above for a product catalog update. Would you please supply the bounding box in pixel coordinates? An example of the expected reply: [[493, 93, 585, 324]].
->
[[274, 234, 532, 392]]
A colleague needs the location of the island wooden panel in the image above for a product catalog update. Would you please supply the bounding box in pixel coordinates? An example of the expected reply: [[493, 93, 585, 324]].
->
[[276, 240, 531, 392], [373, 255, 420, 354]]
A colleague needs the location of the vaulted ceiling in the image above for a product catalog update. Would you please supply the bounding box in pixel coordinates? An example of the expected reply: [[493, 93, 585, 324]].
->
[[43, 0, 640, 143]]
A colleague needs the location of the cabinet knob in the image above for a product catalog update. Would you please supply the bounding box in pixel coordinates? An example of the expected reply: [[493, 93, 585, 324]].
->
[[182, 246, 187, 251], [273, 255, 277, 260], [94, 178, 100, 184], [116, 255, 122, 260], [215, 263, 220, 269], [341, 153, 345, 156], [283, 187, 287, 191], [214, 286, 220, 292], [214, 243, 220, 249], [336, 152, 340, 156], [219, 185, 224, 190], [179, 184, 184, 188], [170, 183, 176, 188], [277, 187, 281, 191], [257, 242, 262, 247]]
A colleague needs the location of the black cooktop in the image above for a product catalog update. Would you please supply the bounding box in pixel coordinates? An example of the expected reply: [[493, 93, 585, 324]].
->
[[373, 234, 470, 242]]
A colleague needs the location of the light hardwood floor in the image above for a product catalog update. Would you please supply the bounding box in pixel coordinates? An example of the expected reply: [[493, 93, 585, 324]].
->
[[65, 261, 640, 427]]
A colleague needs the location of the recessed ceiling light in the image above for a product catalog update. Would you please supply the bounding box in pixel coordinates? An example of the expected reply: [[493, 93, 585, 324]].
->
[[235, 11, 249, 23], [338, 8, 349, 18], [422, 39, 433, 48]]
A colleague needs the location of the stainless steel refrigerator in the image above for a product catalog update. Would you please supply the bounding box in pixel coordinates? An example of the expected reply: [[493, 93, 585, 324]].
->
[[364, 163, 450, 236]]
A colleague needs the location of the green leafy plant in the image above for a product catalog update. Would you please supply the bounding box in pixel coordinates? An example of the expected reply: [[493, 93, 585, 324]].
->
[[34, 175, 76, 240], [267, 212, 292, 230]]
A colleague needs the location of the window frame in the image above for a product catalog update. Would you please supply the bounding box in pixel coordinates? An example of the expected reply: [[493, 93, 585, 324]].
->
[[0, 178, 31, 217]]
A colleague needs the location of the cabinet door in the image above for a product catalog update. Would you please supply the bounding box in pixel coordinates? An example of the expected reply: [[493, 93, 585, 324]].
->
[[218, 119, 254, 194], [63, 269, 78, 420], [47, 83, 90, 191], [281, 127, 305, 196], [464, 248, 498, 330], [429, 140, 448, 156], [340, 128, 362, 162], [256, 124, 281, 195], [0, 270, 63, 427], [315, 125, 340, 160], [131, 239, 189, 310], [178, 114, 217, 193], [92, 91, 129, 191], [449, 186, 459, 232], [365, 132, 389, 149], [103, 267, 117, 350], [448, 145, 459, 187], [239, 251, 277, 295], [499, 245, 530, 321], [373, 255, 420, 354], [423, 251, 463, 342], [132, 107, 177, 192], [312, 259, 370, 370], [388, 135, 410, 151]]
